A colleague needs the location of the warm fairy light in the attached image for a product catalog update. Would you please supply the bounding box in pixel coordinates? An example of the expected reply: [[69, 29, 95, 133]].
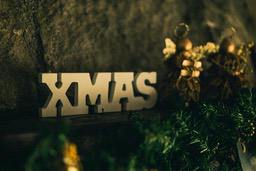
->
[[63, 143, 81, 171]]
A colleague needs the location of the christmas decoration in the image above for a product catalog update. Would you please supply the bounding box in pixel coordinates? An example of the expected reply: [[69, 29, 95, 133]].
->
[[163, 23, 203, 105], [163, 25, 253, 102], [203, 28, 251, 99]]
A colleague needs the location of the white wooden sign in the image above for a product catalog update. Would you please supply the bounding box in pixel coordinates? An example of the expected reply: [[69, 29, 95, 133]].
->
[[39, 72, 157, 117]]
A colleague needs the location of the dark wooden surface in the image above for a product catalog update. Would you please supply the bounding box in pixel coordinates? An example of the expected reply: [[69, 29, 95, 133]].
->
[[0, 110, 158, 134], [0, 110, 159, 151]]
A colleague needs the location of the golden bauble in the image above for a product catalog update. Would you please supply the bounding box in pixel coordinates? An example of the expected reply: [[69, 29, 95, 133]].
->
[[220, 37, 236, 54], [183, 51, 192, 58], [178, 38, 193, 51]]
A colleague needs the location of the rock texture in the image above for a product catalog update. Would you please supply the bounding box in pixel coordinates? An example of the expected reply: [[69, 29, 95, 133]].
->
[[1, 0, 256, 117]]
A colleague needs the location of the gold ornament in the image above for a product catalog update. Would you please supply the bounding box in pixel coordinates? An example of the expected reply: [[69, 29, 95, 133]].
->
[[175, 23, 193, 51], [220, 27, 237, 54], [178, 38, 193, 51], [174, 23, 202, 103], [203, 27, 251, 99], [220, 37, 236, 54], [176, 55, 202, 103]]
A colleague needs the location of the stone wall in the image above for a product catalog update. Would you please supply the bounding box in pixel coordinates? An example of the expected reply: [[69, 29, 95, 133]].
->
[[1, 0, 256, 117]]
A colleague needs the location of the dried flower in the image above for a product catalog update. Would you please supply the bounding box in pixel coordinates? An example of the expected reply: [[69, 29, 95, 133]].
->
[[163, 38, 176, 59]]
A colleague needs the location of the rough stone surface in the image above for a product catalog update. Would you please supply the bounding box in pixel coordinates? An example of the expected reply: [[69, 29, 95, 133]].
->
[[1, 0, 256, 117]]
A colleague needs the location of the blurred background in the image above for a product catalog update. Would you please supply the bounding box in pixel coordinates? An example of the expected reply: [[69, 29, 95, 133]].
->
[[1, 0, 256, 116]]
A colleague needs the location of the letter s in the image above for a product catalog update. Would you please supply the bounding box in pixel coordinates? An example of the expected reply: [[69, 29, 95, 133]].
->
[[135, 72, 157, 109]]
